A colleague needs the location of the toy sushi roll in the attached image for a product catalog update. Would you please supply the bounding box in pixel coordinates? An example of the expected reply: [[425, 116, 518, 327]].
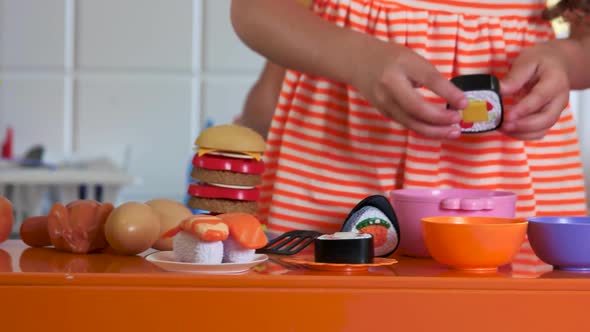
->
[[218, 212, 268, 263], [314, 232, 374, 264], [341, 195, 400, 257], [161, 215, 229, 264]]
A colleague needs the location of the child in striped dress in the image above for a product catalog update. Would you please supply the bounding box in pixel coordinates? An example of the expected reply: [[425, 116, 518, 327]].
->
[[231, 0, 590, 274]]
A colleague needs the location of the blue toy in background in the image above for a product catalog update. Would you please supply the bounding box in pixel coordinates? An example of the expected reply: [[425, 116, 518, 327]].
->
[[184, 118, 215, 214]]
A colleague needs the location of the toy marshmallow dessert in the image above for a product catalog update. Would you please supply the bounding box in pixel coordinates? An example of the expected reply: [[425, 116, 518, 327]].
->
[[340, 195, 400, 257], [315, 232, 374, 264], [187, 124, 265, 214], [449, 74, 504, 133], [162, 213, 268, 264]]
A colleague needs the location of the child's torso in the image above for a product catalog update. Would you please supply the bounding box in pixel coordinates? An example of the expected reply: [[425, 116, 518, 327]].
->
[[343, 0, 548, 17]]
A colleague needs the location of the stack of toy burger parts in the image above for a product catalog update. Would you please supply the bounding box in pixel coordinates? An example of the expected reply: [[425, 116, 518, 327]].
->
[[187, 124, 265, 215]]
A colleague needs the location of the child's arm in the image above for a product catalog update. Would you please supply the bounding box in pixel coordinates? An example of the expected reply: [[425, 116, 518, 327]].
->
[[231, 0, 468, 139], [565, 21, 590, 89], [500, 19, 590, 141], [235, 61, 286, 138]]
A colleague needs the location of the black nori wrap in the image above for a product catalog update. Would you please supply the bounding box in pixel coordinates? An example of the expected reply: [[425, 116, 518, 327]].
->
[[314, 235, 374, 264], [340, 195, 401, 257]]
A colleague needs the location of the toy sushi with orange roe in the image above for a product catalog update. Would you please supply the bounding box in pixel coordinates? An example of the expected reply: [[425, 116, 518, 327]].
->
[[161, 215, 229, 264], [218, 212, 268, 263], [340, 195, 400, 257]]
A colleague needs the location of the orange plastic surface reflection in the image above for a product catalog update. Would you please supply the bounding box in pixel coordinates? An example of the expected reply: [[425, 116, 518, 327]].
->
[[18, 246, 163, 274], [0, 249, 11, 272], [0, 239, 554, 277], [1, 240, 590, 332]]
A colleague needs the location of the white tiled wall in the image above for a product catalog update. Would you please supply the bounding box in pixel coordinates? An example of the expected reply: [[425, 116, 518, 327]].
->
[[0, 0, 265, 203], [201, 0, 264, 125], [0, 0, 66, 68], [1, 0, 589, 206], [76, 0, 193, 71]]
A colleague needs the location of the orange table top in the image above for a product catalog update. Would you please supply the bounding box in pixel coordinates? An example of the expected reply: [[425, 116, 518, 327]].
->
[[3, 240, 590, 332], [0, 239, 589, 288]]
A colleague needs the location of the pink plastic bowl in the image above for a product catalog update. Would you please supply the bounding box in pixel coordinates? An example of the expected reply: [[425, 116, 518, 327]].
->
[[389, 189, 517, 257]]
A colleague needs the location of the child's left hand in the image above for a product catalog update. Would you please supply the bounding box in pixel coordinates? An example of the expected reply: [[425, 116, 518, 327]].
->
[[499, 41, 570, 140]]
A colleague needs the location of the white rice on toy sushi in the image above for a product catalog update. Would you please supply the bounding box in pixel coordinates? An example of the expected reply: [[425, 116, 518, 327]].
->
[[173, 231, 224, 264], [223, 235, 255, 263]]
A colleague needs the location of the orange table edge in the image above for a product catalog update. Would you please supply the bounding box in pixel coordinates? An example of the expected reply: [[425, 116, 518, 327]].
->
[[1, 240, 588, 332]]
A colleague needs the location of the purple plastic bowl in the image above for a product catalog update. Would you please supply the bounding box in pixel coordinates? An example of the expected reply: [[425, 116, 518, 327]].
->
[[389, 189, 517, 257], [528, 217, 590, 272]]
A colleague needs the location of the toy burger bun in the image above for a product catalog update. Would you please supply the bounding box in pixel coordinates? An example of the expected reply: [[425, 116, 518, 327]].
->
[[194, 124, 266, 160], [188, 124, 266, 214]]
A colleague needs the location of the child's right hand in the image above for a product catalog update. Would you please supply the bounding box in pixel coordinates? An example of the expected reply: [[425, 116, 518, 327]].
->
[[352, 40, 468, 139]]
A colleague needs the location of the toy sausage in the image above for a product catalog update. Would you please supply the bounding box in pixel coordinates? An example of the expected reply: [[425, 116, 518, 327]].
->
[[20, 216, 51, 248]]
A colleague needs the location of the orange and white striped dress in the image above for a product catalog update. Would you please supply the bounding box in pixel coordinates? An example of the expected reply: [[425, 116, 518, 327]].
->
[[259, 0, 587, 275]]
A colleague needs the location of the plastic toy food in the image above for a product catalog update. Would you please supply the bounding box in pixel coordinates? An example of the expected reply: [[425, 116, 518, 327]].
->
[[0, 196, 14, 244], [163, 214, 229, 264], [341, 195, 400, 257], [20, 216, 51, 247], [146, 198, 193, 251], [218, 212, 268, 263], [104, 202, 161, 255], [315, 232, 374, 264], [187, 124, 266, 214], [449, 74, 503, 133], [162, 212, 268, 264], [48, 200, 114, 254]]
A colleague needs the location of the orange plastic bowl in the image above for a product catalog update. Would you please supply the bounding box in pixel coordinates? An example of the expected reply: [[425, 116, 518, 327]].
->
[[421, 216, 528, 272]]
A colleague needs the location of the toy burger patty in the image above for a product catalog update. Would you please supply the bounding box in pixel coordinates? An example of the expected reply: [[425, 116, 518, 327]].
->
[[191, 154, 264, 187], [187, 124, 266, 214]]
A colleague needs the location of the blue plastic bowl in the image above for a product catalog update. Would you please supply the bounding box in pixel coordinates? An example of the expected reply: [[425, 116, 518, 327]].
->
[[527, 217, 590, 272]]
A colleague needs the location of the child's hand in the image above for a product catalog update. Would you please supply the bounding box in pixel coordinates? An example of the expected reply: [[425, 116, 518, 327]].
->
[[500, 42, 570, 140], [352, 42, 468, 139]]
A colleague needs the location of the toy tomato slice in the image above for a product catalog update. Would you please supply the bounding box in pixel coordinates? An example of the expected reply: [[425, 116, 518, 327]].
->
[[0, 196, 14, 243], [192, 154, 265, 174], [187, 184, 260, 201]]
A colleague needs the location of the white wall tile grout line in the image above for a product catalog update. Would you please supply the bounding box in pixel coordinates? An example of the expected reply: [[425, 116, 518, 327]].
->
[[190, 0, 204, 149], [63, 0, 76, 158]]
